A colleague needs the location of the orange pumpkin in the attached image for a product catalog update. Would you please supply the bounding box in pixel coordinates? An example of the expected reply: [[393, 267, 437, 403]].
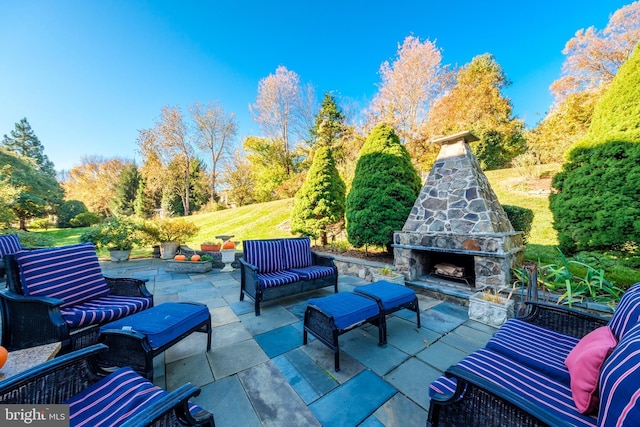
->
[[222, 240, 235, 249], [174, 254, 186, 261], [190, 254, 201, 262], [0, 346, 7, 369]]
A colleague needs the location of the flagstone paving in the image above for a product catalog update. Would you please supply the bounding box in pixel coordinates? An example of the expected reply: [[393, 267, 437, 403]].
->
[[101, 258, 497, 427]]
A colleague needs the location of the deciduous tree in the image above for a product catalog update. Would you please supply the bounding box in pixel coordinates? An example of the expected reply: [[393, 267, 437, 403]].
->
[[421, 53, 526, 170], [250, 66, 315, 174], [366, 36, 452, 144], [291, 147, 346, 245], [191, 101, 237, 201], [550, 1, 640, 103]]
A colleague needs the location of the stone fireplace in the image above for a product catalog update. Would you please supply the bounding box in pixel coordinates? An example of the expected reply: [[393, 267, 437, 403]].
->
[[393, 131, 524, 289]]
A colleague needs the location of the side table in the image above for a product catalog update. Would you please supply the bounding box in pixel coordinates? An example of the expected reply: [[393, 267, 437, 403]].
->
[[0, 342, 61, 380]]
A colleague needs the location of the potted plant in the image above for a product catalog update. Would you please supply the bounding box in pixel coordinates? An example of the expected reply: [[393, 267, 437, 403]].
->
[[372, 266, 405, 285], [165, 253, 214, 273], [79, 217, 143, 262], [468, 285, 516, 328], [140, 219, 200, 260], [200, 240, 221, 252]]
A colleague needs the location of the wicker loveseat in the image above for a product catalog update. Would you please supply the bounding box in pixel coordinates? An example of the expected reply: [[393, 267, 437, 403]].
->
[[0, 344, 215, 426], [239, 237, 338, 315], [0, 243, 153, 352], [428, 282, 640, 427]]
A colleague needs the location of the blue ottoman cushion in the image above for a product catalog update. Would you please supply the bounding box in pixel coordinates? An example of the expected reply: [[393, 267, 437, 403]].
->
[[354, 280, 416, 310], [100, 302, 209, 350], [308, 293, 379, 330]]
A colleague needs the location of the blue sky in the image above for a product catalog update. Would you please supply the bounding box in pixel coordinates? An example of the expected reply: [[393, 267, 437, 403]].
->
[[0, 0, 631, 171]]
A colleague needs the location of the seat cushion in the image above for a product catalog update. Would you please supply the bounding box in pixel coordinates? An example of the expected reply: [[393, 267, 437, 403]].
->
[[607, 282, 640, 341], [0, 234, 22, 257], [257, 270, 301, 289], [243, 239, 283, 273], [353, 280, 416, 311], [598, 321, 640, 427], [65, 366, 205, 426], [430, 348, 598, 427], [15, 243, 110, 307], [485, 318, 578, 383], [100, 302, 209, 350], [62, 295, 153, 328], [282, 237, 313, 269], [287, 265, 335, 280], [308, 293, 380, 330]]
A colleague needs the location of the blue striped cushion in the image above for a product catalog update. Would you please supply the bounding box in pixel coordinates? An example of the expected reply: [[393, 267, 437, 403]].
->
[[244, 240, 283, 273], [607, 282, 640, 341], [282, 237, 313, 269], [288, 265, 335, 280], [485, 319, 577, 383], [453, 348, 597, 427], [65, 366, 205, 426], [257, 270, 301, 288], [100, 302, 209, 350], [598, 321, 640, 427], [62, 295, 153, 328], [308, 293, 380, 330], [429, 375, 458, 398], [15, 243, 110, 307], [0, 234, 22, 257], [353, 280, 416, 311]]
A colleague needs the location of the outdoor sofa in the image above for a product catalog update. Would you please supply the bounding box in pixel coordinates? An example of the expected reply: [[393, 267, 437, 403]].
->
[[239, 237, 338, 315], [0, 343, 215, 426], [0, 243, 153, 352], [428, 282, 640, 427]]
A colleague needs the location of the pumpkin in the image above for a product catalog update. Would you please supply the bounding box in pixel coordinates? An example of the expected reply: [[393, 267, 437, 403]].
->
[[222, 240, 235, 249], [174, 254, 186, 261], [0, 346, 7, 369], [190, 254, 201, 262]]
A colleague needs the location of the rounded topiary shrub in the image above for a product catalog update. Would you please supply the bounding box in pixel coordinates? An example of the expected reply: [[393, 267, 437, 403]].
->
[[502, 205, 534, 245], [550, 44, 640, 253], [346, 123, 421, 251]]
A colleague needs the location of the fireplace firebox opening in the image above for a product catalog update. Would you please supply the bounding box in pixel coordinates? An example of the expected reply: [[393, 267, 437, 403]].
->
[[418, 250, 476, 287]]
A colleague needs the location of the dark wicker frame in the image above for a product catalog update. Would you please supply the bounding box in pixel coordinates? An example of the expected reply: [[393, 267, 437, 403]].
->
[[427, 301, 609, 426], [303, 302, 385, 372], [0, 344, 215, 427], [98, 302, 212, 379], [239, 241, 338, 315], [0, 253, 154, 353]]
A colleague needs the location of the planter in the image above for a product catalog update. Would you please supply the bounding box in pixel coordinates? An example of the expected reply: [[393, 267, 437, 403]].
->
[[109, 249, 131, 262], [165, 260, 213, 273], [159, 241, 179, 260], [200, 244, 220, 252], [468, 291, 515, 328], [220, 248, 236, 272], [372, 272, 405, 285]]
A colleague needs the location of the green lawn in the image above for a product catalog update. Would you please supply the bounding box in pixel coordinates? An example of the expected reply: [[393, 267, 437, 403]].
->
[[33, 164, 638, 287]]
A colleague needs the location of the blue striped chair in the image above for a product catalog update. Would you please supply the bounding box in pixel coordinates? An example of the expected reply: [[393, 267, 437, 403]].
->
[[0, 344, 215, 427], [0, 243, 153, 352], [0, 233, 22, 281]]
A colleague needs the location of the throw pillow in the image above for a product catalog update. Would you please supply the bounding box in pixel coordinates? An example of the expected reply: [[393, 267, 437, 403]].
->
[[565, 325, 617, 414]]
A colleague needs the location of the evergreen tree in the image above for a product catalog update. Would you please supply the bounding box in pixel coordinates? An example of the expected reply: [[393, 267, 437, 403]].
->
[[310, 93, 345, 149], [291, 147, 346, 245], [346, 124, 421, 252], [111, 163, 141, 216], [550, 44, 640, 253], [2, 118, 56, 177]]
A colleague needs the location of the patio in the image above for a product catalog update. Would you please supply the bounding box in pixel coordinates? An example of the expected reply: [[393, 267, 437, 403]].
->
[[99, 257, 497, 427]]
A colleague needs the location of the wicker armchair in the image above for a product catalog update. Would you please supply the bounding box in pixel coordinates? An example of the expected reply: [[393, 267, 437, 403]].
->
[[0, 344, 215, 426], [0, 245, 153, 353], [428, 300, 611, 427]]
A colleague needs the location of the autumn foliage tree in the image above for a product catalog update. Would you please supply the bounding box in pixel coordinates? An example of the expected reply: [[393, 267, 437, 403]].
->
[[367, 36, 451, 145], [550, 43, 640, 253], [422, 53, 526, 170], [346, 124, 421, 252], [291, 147, 346, 245]]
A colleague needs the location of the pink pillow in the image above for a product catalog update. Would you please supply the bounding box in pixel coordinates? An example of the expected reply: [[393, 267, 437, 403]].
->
[[565, 326, 617, 414]]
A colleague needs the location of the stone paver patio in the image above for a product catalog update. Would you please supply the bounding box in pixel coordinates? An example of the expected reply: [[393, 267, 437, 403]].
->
[[101, 258, 497, 427]]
